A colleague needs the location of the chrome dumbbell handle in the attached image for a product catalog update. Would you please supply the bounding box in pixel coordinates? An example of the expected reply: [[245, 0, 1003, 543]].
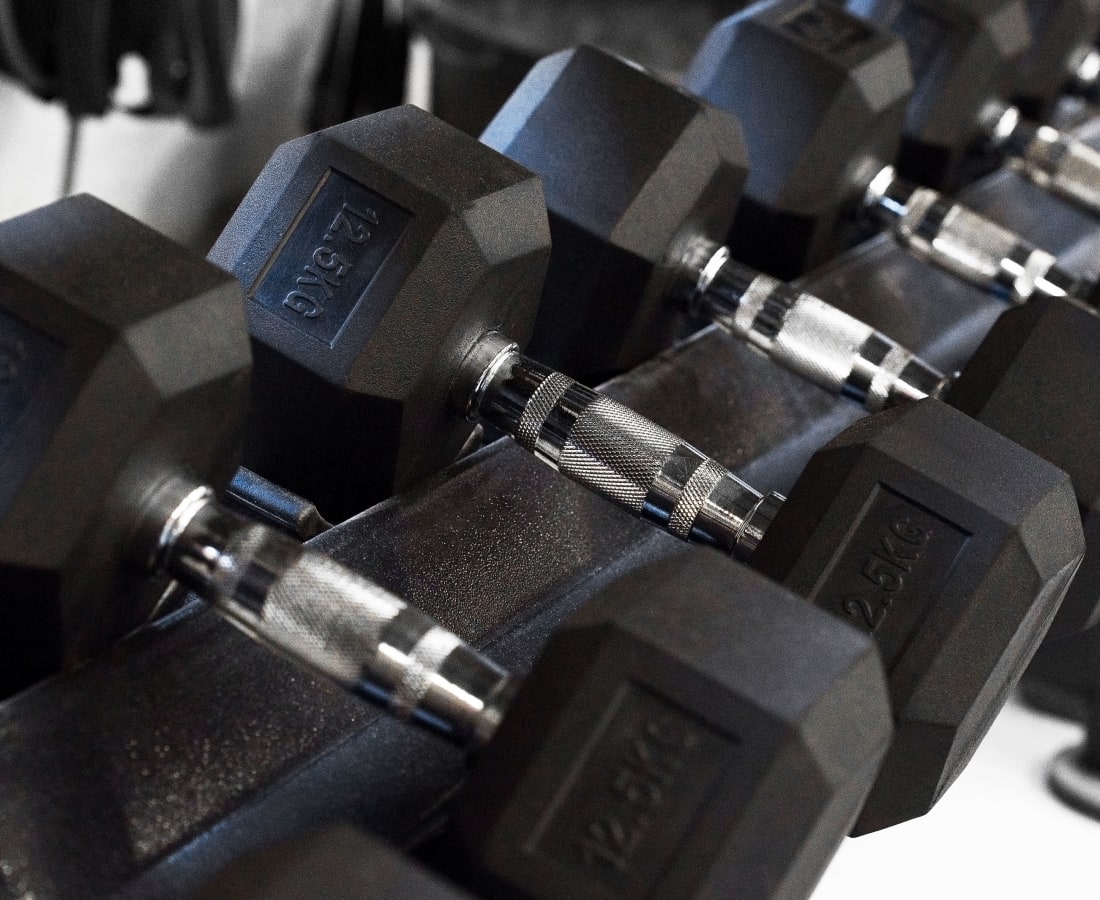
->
[[465, 334, 782, 561], [1069, 46, 1100, 101], [686, 242, 947, 412], [146, 478, 512, 749], [984, 102, 1100, 219], [863, 165, 1088, 305]]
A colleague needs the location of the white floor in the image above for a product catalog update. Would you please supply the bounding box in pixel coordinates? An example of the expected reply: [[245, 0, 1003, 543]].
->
[[814, 696, 1098, 899]]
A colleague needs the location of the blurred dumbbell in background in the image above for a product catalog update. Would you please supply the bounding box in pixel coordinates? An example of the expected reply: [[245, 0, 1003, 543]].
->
[[481, 39, 1100, 643]]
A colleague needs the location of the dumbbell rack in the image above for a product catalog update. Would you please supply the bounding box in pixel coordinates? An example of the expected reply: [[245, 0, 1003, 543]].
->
[[2, 120, 1099, 900]]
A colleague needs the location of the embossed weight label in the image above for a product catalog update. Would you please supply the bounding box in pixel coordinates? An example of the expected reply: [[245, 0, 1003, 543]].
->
[[815, 485, 969, 671], [779, 1, 876, 57], [250, 170, 411, 346], [0, 307, 62, 456], [530, 684, 736, 892]]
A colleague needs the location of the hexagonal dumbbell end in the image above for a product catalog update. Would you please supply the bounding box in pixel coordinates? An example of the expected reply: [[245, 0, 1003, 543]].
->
[[453, 551, 892, 900], [684, 0, 912, 277], [482, 45, 748, 382], [850, 0, 1032, 189], [210, 105, 550, 521], [0, 197, 527, 749], [1011, 0, 1100, 121], [865, 0, 1100, 220], [751, 399, 1084, 832], [0, 195, 250, 696], [946, 295, 1100, 641], [648, 250, 1100, 641], [688, 0, 1097, 302]]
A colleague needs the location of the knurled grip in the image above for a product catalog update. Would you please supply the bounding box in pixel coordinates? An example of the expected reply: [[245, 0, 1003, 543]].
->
[[698, 264, 945, 411], [471, 339, 782, 559], [865, 168, 1082, 304], [1009, 127, 1100, 218], [891, 187, 1062, 303], [169, 503, 511, 747]]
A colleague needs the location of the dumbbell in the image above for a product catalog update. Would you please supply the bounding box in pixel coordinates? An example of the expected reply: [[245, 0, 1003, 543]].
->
[[683, 0, 1100, 295], [849, 0, 1100, 749], [184, 549, 891, 900], [848, 0, 1100, 215], [717, 290, 1100, 646], [1011, 0, 1100, 121], [0, 194, 524, 741], [481, 44, 1100, 643], [211, 104, 1084, 832], [0, 196, 895, 899]]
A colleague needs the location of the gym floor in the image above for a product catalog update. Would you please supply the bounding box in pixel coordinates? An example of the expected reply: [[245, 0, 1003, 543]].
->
[[815, 698, 1092, 899], [1, 3, 1097, 896]]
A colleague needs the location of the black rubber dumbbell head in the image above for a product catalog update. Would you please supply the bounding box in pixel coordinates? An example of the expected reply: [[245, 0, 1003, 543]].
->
[[945, 295, 1100, 640], [851, 0, 1032, 189], [449, 72, 1077, 832], [0, 195, 250, 696], [210, 105, 550, 520], [482, 45, 748, 381], [684, 0, 912, 277], [454, 551, 892, 900], [1011, 0, 1100, 120], [752, 398, 1083, 833]]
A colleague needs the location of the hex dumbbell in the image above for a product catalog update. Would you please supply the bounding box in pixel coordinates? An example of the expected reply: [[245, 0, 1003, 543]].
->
[[0, 194, 516, 740], [212, 104, 1084, 832], [849, 0, 1100, 215], [1011, 0, 1100, 122], [450, 552, 890, 899], [482, 44, 1100, 642], [0, 196, 894, 899], [683, 0, 1100, 300], [184, 548, 891, 900]]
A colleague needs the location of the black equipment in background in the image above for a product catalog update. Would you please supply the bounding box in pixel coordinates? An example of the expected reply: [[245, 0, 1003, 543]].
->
[[0, 0, 238, 124]]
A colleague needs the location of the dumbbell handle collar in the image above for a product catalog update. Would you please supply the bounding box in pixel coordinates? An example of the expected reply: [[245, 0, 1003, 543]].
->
[[685, 242, 947, 412], [1069, 46, 1100, 102], [465, 333, 782, 561], [862, 165, 1090, 305], [982, 101, 1100, 219], [144, 478, 512, 749]]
